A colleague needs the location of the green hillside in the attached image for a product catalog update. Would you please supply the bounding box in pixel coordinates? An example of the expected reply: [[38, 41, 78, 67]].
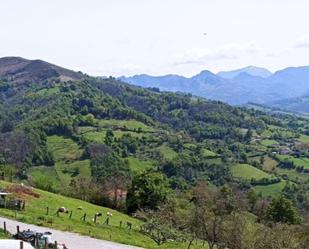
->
[[0, 58, 308, 248]]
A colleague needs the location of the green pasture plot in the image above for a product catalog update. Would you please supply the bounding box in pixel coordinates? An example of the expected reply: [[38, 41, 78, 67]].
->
[[276, 155, 309, 170], [126, 157, 155, 173], [231, 164, 272, 180], [0, 181, 200, 249], [253, 180, 287, 197], [98, 119, 154, 132], [183, 143, 197, 150], [298, 134, 309, 143], [47, 136, 91, 185], [202, 149, 217, 158], [275, 168, 309, 183], [260, 139, 278, 147], [47, 136, 83, 161], [262, 157, 278, 171], [157, 145, 178, 160]]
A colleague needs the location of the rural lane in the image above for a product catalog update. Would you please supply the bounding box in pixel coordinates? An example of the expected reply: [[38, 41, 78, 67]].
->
[[0, 216, 144, 249]]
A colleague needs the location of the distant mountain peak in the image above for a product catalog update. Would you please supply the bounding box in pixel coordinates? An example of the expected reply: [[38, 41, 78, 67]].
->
[[0, 56, 84, 84], [217, 66, 272, 79]]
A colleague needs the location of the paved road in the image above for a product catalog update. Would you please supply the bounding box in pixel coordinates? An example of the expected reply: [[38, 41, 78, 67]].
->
[[0, 216, 144, 249]]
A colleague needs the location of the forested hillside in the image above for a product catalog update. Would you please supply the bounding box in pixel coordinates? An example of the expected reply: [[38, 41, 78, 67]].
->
[[0, 57, 309, 248]]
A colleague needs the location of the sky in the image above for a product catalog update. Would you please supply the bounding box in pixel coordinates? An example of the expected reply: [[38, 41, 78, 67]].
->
[[1, 0, 309, 77]]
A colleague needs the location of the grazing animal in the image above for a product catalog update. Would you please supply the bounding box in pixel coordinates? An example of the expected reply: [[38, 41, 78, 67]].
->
[[58, 207, 69, 213]]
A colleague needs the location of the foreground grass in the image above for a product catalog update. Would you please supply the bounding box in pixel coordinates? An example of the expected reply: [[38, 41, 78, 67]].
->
[[0, 229, 11, 239], [0, 181, 199, 249]]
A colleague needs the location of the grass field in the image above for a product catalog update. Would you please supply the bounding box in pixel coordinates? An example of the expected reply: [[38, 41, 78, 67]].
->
[[299, 134, 309, 143], [276, 155, 309, 170], [157, 145, 178, 160], [231, 164, 272, 180], [262, 157, 278, 171], [253, 180, 287, 197], [126, 157, 155, 173], [98, 119, 154, 132], [260, 139, 278, 147], [275, 167, 309, 183], [0, 181, 200, 249], [202, 149, 217, 158], [47, 136, 91, 185]]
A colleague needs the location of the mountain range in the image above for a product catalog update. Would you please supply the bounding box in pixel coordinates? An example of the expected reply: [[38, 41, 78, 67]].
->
[[119, 66, 309, 113]]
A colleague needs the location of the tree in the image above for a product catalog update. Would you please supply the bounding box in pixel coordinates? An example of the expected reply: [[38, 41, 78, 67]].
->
[[140, 208, 178, 246], [104, 129, 114, 145], [126, 170, 169, 213], [266, 196, 300, 224], [190, 183, 238, 249]]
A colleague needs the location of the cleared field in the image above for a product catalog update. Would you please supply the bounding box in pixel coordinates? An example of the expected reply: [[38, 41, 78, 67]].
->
[[275, 168, 309, 182], [202, 148, 217, 158], [276, 155, 309, 170], [299, 134, 309, 143], [157, 145, 178, 160], [98, 119, 154, 132], [126, 157, 155, 173], [262, 156, 278, 171], [231, 164, 272, 180], [260, 139, 278, 147], [47, 136, 91, 185], [253, 180, 287, 197]]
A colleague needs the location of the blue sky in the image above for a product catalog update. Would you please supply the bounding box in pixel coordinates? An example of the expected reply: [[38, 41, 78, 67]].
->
[[1, 0, 309, 76]]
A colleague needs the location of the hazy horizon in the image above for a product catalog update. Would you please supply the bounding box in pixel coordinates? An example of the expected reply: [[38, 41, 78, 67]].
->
[[2, 0, 309, 77]]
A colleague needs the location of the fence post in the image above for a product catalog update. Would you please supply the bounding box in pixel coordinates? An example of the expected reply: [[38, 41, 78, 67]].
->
[[20, 241, 24, 249], [94, 214, 97, 223], [55, 241, 58, 248], [17, 225, 20, 234], [69, 211, 73, 219], [35, 233, 38, 247]]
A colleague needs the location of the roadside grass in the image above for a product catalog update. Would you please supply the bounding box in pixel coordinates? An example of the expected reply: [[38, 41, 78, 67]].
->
[[231, 164, 272, 180], [0, 228, 11, 239], [253, 180, 287, 197], [0, 181, 201, 249], [126, 157, 155, 173]]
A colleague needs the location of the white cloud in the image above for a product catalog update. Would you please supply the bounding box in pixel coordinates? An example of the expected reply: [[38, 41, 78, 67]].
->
[[294, 34, 309, 48], [174, 41, 263, 65]]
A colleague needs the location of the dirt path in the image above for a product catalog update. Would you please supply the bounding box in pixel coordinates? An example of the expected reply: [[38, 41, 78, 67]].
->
[[0, 216, 144, 249]]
